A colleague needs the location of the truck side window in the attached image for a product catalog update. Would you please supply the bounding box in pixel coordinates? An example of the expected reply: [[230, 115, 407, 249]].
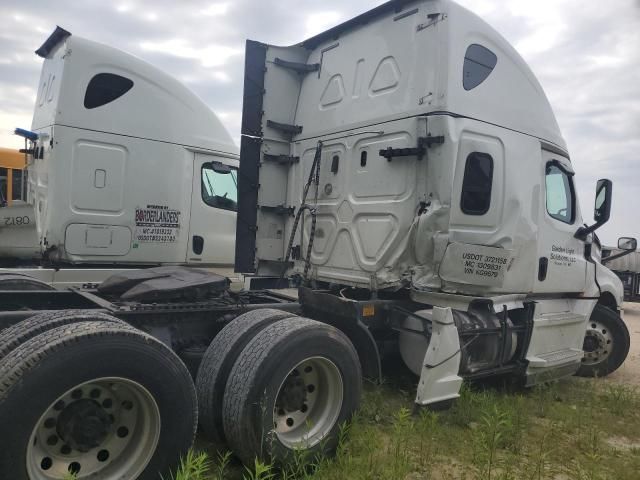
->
[[84, 73, 134, 109], [545, 163, 575, 224], [461, 152, 493, 215], [201, 163, 238, 212], [463, 44, 497, 91]]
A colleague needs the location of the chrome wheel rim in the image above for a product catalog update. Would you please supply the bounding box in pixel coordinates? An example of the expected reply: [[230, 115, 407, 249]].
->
[[273, 357, 343, 448], [582, 320, 614, 366], [26, 377, 160, 479]]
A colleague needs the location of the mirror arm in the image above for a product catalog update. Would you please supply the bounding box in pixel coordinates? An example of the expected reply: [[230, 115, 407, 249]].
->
[[602, 249, 635, 264], [575, 222, 603, 240]]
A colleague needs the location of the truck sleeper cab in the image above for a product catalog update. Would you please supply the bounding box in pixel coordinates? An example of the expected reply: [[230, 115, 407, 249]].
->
[[20, 27, 239, 270], [236, 0, 631, 395]]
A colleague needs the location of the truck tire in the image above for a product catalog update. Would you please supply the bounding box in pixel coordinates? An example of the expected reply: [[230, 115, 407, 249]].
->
[[196, 308, 297, 446], [576, 304, 631, 377], [0, 310, 127, 361], [0, 321, 197, 480], [222, 317, 362, 465], [0, 273, 55, 290]]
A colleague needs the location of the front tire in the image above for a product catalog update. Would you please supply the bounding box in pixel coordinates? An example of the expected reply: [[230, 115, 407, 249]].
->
[[576, 304, 630, 377], [222, 317, 362, 465], [0, 321, 197, 480]]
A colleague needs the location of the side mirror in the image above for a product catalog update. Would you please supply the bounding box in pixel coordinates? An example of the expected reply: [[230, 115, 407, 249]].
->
[[593, 179, 612, 223], [602, 236, 637, 264], [575, 179, 612, 240], [209, 162, 231, 175], [618, 237, 637, 251]]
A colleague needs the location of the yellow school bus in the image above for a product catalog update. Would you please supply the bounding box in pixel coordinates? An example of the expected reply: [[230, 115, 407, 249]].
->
[[0, 147, 27, 206]]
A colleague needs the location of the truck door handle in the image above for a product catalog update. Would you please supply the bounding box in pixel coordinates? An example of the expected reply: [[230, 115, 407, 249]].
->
[[378, 136, 445, 162], [193, 236, 204, 255], [379, 146, 424, 161], [538, 257, 548, 281]]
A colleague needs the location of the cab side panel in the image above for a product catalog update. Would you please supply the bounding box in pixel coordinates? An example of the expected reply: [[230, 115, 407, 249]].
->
[[42, 125, 193, 264]]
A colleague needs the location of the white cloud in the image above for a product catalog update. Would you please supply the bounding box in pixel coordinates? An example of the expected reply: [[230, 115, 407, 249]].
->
[[140, 38, 241, 68], [514, 22, 565, 57], [304, 11, 344, 38], [0, 85, 38, 109], [200, 3, 230, 16], [456, 0, 496, 16], [0, 111, 33, 149], [212, 71, 232, 83]]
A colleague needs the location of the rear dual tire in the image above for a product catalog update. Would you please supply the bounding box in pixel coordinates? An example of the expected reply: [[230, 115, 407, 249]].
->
[[222, 317, 362, 465], [196, 308, 297, 446], [0, 321, 197, 480]]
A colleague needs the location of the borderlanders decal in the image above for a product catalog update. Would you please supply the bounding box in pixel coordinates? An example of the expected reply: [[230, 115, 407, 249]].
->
[[134, 205, 181, 244]]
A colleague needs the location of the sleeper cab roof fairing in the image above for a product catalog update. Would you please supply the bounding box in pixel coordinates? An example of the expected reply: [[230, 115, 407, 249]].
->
[[300, 0, 417, 49], [296, 0, 567, 152], [32, 28, 238, 155]]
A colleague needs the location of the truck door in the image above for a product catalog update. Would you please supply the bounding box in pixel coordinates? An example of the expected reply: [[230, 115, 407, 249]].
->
[[535, 150, 587, 293], [187, 153, 237, 266]]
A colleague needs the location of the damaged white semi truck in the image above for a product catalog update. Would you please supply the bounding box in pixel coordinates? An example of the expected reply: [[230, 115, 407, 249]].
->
[[0, 1, 634, 479]]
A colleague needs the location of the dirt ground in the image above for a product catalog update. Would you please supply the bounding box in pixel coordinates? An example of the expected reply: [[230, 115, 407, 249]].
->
[[607, 301, 640, 386]]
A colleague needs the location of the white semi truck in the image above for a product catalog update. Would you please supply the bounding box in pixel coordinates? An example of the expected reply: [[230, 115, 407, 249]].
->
[[2, 27, 239, 286], [0, 2, 635, 479]]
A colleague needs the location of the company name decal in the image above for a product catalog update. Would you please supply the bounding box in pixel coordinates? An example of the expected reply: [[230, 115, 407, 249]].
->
[[134, 205, 181, 243], [550, 244, 577, 267]]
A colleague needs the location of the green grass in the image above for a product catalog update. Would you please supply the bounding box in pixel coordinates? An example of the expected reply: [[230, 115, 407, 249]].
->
[[186, 369, 640, 480], [65, 366, 640, 480]]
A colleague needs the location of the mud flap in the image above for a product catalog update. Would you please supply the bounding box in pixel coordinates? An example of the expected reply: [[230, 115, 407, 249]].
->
[[415, 306, 463, 406]]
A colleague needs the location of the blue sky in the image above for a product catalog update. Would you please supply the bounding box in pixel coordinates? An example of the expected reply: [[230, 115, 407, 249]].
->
[[0, 0, 638, 244]]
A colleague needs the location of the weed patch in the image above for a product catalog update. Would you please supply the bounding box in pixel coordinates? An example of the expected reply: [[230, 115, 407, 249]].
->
[[166, 377, 640, 480]]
